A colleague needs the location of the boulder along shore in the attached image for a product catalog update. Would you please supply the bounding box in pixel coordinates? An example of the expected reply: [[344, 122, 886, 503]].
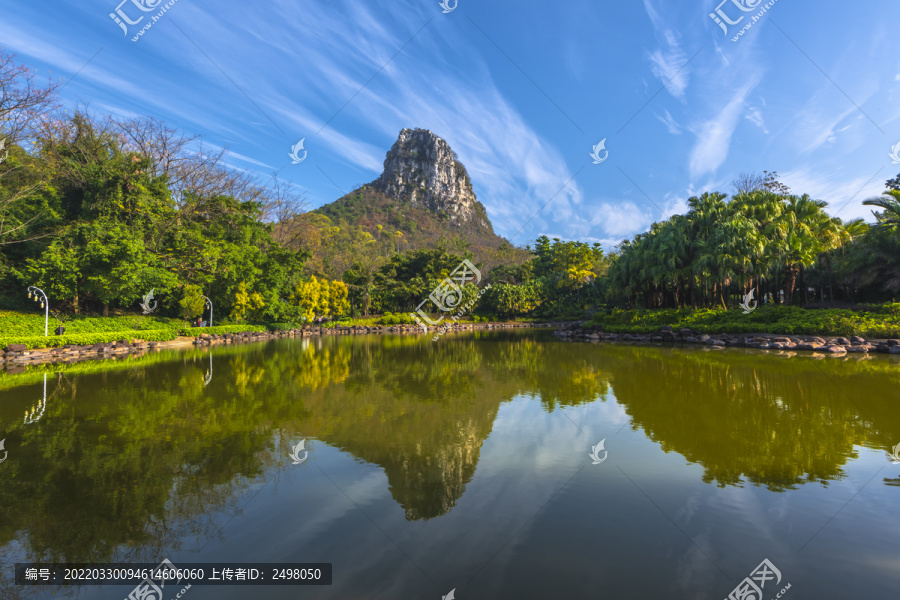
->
[[553, 323, 900, 356]]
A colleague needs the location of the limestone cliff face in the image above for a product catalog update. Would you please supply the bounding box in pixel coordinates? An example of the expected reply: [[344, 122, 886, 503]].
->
[[372, 128, 490, 229]]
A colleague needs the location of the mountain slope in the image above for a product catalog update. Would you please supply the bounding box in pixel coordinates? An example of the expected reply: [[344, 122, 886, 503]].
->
[[314, 128, 507, 254]]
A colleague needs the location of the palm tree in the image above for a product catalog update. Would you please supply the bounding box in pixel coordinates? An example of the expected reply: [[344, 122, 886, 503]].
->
[[729, 190, 787, 305], [688, 192, 728, 307], [811, 215, 855, 303], [862, 189, 900, 229], [776, 195, 828, 304], [606, 185, 888, 308]]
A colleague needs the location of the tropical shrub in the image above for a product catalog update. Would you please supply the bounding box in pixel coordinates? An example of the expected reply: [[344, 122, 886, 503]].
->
[[378, 312, 415, 325], [481, 282, 541, 317], [179, 324, 266, 336], [179, 284, 207, 321]]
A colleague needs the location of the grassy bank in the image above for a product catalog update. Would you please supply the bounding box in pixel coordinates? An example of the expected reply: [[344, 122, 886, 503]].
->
[[0, 311, 268, 350], [0, 310, 183, 336], [588, 304, 900, 338]]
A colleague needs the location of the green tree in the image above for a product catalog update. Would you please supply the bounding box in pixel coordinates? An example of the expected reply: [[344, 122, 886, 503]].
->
[[179, 284, 206, 321], [79, 221, 173, 316], [21, 236, 81, 310]]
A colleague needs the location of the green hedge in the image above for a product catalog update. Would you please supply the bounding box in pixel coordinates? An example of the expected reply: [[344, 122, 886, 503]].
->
[[378, 312, 415, 325], [588, 305, 900, 338], [1, 329, 179, 350], [468, 314, 502, 323], [267, 323, 299, 331], [179, 324, 266, 336]]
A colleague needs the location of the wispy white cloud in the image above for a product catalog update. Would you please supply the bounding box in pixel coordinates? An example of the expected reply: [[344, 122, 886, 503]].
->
[[688, 76, 761, 179], [0, 26, 147, 103], [780, 167, 888, 222], [588, 200, 654, 237], [795, 102, 865, 156], [268, 102, 386, 173], [745, 106, 768, 134], [657, 109, 682, 135], [3, 0, 898, 249], [538, 232, 628, 252], [225, 150, 276, 170], [659, 192, 690, 221], [643, 0, 690, 99], [648, 44, 689, 100], [197, 142, 277, 171], [132, 0, 584, 240]]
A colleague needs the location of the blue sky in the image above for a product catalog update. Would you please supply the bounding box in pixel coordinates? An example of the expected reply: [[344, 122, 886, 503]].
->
[[2, 0, 899, 250]]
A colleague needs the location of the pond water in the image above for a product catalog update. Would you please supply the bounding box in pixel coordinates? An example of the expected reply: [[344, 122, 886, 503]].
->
[[1, 330, 899, 599]]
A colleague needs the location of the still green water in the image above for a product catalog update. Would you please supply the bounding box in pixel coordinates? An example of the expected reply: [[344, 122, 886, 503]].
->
[[1, 330, 899, 599]]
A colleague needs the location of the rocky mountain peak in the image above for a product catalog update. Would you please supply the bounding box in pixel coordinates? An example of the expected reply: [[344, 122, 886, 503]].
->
[[371, 128, 487, 227]]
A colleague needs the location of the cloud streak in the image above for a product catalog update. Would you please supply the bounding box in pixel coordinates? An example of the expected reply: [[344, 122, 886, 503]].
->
[[688, 76, 761, 179]]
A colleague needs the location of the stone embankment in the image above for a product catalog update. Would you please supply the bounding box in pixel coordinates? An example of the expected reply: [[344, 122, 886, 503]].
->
[[553, 323, 900, 355], [1, 322, 554, 371]]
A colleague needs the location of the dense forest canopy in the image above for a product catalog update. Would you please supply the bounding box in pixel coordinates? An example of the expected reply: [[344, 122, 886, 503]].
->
[[0, 50, 898, 326]]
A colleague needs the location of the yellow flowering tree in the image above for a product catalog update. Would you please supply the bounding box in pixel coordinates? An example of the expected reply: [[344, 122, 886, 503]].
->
[[290, 277, 350, 321], [328, 280, 350, 318], [230, 281, 266, 323]]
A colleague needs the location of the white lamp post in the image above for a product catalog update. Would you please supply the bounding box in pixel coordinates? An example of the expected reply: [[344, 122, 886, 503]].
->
[[24, 374, 47, 424], [201, 295, 213, 327], [27, 286, 49, 336]]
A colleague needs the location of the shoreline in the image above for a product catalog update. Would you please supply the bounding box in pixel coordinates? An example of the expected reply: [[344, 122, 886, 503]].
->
[[6, 318, 897, 372], [553, 323, 900, 356], [0, 322, 554, 371]]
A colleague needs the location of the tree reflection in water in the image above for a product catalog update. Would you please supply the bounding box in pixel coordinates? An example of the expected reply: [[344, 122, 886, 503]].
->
[[0, 332, 896, 569]]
